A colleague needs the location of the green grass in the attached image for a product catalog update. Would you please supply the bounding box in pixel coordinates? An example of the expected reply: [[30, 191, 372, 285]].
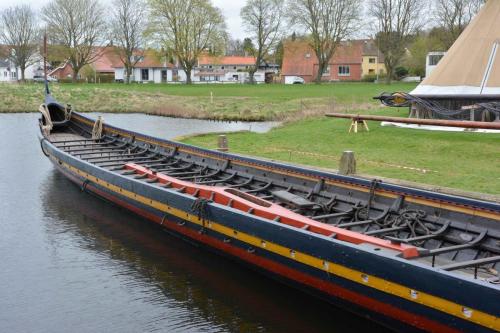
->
[[0, 81, 417, 121], [4, 81, 496, 194], [181, 115, 500, 195]]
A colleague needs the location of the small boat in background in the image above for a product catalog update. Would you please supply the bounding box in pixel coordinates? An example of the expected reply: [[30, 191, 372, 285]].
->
[[38, 83, 499, 332]]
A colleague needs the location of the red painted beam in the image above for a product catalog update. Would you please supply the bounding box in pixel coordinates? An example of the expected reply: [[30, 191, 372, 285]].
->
[[125, 163, 420, 258]]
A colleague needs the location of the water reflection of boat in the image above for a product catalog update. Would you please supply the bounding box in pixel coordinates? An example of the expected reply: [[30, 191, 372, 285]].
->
[[41, 171, 378, 333], [38, 83, 499, 332]]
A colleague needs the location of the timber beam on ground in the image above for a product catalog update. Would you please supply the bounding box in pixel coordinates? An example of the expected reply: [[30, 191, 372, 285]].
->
[[325, 113, 500, 130]]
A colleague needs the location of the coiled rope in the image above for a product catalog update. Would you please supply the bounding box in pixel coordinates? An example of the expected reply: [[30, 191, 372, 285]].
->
[[64, 104, 72, 121], [190, 198, 212, 222], [375, 92, 500, 120], [39, 104, 53, 136], [382, 209, 430, 244], [92, 116, 104, 140]]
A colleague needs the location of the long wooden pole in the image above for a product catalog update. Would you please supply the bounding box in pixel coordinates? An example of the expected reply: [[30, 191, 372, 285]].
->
[[43, 32, 47, 81], [325, 113, 500, 130]]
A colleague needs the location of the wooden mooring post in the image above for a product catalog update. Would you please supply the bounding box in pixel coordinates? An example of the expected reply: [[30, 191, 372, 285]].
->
[[217, 135, 228, 152], [339, 151, 356, 175]]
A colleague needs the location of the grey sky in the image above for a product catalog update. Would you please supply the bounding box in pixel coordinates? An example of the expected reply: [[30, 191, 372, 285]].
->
[[0, 0, 249, 40]]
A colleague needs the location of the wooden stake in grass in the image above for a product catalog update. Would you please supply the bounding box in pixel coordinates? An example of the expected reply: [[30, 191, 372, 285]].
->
[[339, 151, 356, 175], [217, 135, 228, 152], [210, 91, 213, 104]]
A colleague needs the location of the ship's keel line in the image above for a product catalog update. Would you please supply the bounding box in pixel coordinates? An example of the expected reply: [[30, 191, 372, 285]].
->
[[50, 155, 499, 332]]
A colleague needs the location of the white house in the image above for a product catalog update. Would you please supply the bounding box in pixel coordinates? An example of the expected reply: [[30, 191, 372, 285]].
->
[[113, 51, 196, 83], [0, 45, 43, 82], [113, 53, 277, 84], [192, 55, 273, 83]]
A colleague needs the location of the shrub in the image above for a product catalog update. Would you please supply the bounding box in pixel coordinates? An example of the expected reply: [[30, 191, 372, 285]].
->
[[395, 67, 409, 79], [362, 74, 377, 82]]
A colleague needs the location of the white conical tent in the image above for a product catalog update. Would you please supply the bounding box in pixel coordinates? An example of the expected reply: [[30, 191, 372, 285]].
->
[[412, 0, 500, 96]]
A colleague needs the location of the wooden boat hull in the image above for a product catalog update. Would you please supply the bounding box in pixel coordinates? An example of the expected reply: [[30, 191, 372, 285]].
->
[[39, 113, 500, 333]]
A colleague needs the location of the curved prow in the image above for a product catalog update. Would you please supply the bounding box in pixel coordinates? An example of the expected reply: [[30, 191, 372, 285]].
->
[[39, 83, 71, 134]]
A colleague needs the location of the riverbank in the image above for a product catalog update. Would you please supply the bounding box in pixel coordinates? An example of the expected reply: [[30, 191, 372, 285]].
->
[[0, 81, 416, 121], [180, 115, 500, 195]]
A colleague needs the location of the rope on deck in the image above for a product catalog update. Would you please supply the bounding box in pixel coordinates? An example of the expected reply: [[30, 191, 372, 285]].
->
[[92, 115, 104, 140], [64, 104, 72, 121]]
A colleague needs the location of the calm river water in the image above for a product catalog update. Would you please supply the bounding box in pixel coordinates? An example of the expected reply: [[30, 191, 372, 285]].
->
[[0, 113, 387, 333]]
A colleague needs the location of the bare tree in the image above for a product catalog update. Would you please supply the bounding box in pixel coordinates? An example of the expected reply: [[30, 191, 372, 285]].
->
[[435, 0, 484, 49], [241, 0, 285, 84], [227, 38, 245, 56], [0, 5, 39, 81], [110, 0, 146, 84], [42, 0, 106, 82], [288, 0, 361, 83], [148, 0, 227, 84], [370, 0, 427, 83]]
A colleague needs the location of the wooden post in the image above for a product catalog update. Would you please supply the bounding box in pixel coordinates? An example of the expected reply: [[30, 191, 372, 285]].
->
[[210, 91, 213, 104], [217, 135, 228, 152], [43, 33, 47, 81], [339, 151, 356, 175]]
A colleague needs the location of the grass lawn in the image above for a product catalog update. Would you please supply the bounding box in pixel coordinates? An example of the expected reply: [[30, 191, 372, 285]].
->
[[180, 116, 500, 195], [0, 81, 417, 121], [3, 81, 496, 194]]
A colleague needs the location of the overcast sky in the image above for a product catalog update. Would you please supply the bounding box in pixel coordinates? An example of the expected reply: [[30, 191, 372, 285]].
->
[[0, 0, 249, 40]]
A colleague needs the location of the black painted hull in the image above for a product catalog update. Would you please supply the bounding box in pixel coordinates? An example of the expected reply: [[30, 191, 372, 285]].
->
[[40, 130, 500, 333]]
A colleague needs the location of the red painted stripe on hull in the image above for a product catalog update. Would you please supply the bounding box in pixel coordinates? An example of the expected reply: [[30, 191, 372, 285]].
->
[[58, 165, 459, 333]]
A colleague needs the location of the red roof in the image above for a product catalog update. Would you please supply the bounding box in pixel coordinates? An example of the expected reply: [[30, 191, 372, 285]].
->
[[198, 55, 256, 66], [282, 40, 364, 77], [92, 47, 122, 72]]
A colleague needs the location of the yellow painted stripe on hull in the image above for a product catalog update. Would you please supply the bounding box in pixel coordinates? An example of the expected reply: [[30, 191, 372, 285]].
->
[[60, 160, 499, 331]]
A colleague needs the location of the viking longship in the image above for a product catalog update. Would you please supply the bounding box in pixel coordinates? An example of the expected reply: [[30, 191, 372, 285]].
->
[[38, 84, 499, 332]]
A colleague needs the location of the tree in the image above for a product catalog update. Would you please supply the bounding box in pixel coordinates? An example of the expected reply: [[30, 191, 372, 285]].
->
[[370, 0, 427, 83], [241, 0, 285, 84], [227, 38, 245, 56], [435, 0, 484, 49], [242, 37, 255, 55], [288, 0, 361, 83], [148, 0, 227, 84], [0, 5, 39, 81], [404, 33, 436, 77], [274, 40, 284, 68], [42, 0, 106, 82], [110, 0, 147, 84]]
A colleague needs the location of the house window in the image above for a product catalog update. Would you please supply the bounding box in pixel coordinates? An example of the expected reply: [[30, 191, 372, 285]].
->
[[3, 71, 7, 77], [338, 65, 350, 76], [322, 65, 331, 76], [221, 66, 224, 70], [209, 65, 212, 69], [141, 69, 149, 81], [429, 54, 444, 66], [369, 69, 375, 74], [233, 66, 237, 70], [369, 58, 376, 63]]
